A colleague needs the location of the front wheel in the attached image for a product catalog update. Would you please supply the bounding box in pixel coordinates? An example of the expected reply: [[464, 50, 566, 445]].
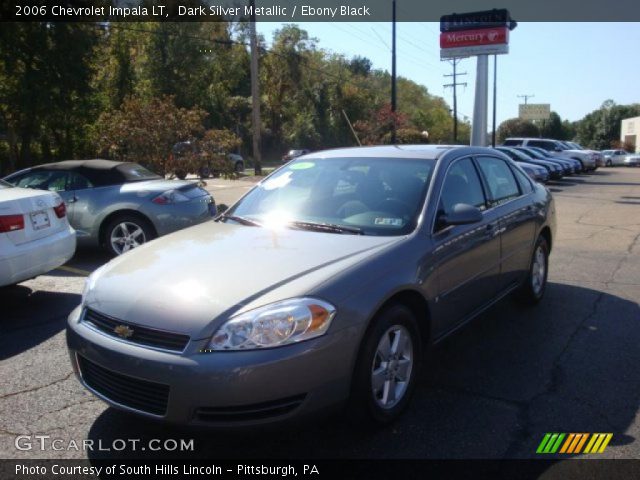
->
[[347, 304, 421, 425], [104, 215, 155, 256], [515, 235, 549, 305]]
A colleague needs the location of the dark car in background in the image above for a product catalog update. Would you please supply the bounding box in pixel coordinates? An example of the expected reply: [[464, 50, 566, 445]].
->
[[4, 160, 216, 256], [496, 146, 563, 179], [68, 145, 556, 427], [514, 147, 574, 175], [172, 141, 245, 179], [282, 149, 311, 164], [526, 146, 582, 173], [511, 159, 549, 183]]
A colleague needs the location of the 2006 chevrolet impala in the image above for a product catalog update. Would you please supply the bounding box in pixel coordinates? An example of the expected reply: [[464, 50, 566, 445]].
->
[[67, 145, 556, 426]]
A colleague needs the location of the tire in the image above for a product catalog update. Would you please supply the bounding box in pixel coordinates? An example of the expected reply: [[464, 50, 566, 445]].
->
[[199, 166, 211, 179], [234, 161, 244, 174], [606, 160, 612, 167], [515, 235, 549, 305], [103, 214, 155, 257], [347, 304, 422, 426], [175, 170, 187, 180]]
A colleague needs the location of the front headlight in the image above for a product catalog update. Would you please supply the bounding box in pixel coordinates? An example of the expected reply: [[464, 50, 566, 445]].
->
[[205, 298, 336, 351]]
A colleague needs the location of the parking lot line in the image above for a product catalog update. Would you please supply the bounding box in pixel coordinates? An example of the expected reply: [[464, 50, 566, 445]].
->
[[55, 265, 91, 276]]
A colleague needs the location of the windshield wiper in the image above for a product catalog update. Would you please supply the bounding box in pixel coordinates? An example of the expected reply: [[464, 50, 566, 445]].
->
[[218, 213, 262, 227], [287, 220, 364, 235]]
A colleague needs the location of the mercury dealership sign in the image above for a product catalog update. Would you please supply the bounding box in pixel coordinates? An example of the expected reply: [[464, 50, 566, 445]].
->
[[440, 9, 515, 59]]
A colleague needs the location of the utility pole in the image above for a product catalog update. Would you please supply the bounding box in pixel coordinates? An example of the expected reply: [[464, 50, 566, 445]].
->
[[517, 94, 534, 105], [390, 0, 397, 144], [443, 59, 467, 143], [249, 0, 262, 175]]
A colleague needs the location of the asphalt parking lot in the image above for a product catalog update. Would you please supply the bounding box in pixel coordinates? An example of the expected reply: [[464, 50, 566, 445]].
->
[[1, 168, 639, 460]]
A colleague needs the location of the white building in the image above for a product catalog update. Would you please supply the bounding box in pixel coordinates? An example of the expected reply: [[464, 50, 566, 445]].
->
[[621, 116, 640, 153]]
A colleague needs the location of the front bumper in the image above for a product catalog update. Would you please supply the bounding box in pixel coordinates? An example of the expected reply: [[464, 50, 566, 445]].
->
[[66, 307, 355, 427]]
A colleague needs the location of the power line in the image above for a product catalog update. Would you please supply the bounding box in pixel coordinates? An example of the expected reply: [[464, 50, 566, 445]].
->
[[517, 94, 535, 104]]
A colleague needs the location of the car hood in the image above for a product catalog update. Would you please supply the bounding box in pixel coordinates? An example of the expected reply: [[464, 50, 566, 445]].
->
[[84, 222, 402, 338]]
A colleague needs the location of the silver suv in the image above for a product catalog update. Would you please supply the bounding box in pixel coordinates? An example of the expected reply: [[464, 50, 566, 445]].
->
[[504, 138, 597, 171]]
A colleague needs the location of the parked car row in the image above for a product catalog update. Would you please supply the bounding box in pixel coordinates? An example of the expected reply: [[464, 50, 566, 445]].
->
[[1, 160, 218, 285], [495, 141, 587, 184], [601, 149, 640, 167], [503, 137, 601, 171]]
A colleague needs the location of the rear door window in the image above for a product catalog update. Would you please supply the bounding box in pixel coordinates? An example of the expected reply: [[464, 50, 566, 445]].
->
[[476, 156, 521, 205]]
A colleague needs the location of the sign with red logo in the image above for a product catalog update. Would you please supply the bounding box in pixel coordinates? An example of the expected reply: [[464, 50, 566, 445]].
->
[[440, 27, 509, 49]]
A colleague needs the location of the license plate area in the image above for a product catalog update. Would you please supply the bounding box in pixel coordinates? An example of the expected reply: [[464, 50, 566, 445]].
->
[[30, 210, 51, 230]]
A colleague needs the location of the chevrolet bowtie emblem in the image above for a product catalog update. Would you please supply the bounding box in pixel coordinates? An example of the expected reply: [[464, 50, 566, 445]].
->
[[114, 325, 134, 339]]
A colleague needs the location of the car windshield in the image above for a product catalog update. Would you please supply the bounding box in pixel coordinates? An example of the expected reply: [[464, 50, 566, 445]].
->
[[0, 179, 13, 189], [225, 156, 435, 236]]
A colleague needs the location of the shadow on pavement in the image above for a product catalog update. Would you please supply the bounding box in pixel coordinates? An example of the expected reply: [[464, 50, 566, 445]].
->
[[0, 285, 80, 360], [86, 283, 639, 460]]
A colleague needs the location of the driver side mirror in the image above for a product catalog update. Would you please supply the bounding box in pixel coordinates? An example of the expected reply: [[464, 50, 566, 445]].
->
[[217, 203, 228, 214], [438, 203, 483, 229]]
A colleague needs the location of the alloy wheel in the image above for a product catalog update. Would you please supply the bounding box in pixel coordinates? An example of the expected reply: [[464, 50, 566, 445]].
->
[[371, 325, 414, 409], [110, 222, 146, 255], [531, 245, 547, 296]]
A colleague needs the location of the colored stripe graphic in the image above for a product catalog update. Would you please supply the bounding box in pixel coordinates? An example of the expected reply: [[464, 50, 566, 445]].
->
[[537, 433, 613, 454]]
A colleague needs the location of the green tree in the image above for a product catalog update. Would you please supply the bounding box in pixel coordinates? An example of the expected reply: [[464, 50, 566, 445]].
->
[[540, 112, 569, 140], [0, 23, 99, 172], [94, 96, 206, 175], [497, 118, 540, 143], [575, 100, 640, 149]]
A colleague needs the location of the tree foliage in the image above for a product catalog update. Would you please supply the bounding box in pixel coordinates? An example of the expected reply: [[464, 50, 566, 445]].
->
[[1, 22, 465, 175], [94, 96, 206, 175], [575, 100, 640, 150], [497, 118, 540, 143]]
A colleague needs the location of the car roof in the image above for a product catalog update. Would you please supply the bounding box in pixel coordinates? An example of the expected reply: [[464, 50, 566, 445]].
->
[[302, 144, 486, 161], [31, 159, 126, 171]]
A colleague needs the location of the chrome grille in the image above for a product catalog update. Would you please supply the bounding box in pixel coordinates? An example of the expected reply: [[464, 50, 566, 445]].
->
[[82, 308, 190, 352]]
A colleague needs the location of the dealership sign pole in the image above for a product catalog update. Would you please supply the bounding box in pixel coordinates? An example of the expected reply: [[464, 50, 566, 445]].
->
[[440, 9, 516, 146]]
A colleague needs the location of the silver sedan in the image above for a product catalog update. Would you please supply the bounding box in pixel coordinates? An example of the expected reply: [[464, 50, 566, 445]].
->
[[4, 160, 216, 255], [67, 146, 556, 428]]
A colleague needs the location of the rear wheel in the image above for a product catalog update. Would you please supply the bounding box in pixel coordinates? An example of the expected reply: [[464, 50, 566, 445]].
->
[[103, 215, 155, 256], [515, 235, 549, 305], [347, 304, 421, 425], [234, 161, 244, 174]]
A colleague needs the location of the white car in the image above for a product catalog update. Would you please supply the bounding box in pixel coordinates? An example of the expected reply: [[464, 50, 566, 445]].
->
[[0, 179, 76, 287], [602, 150, 640, 167]]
